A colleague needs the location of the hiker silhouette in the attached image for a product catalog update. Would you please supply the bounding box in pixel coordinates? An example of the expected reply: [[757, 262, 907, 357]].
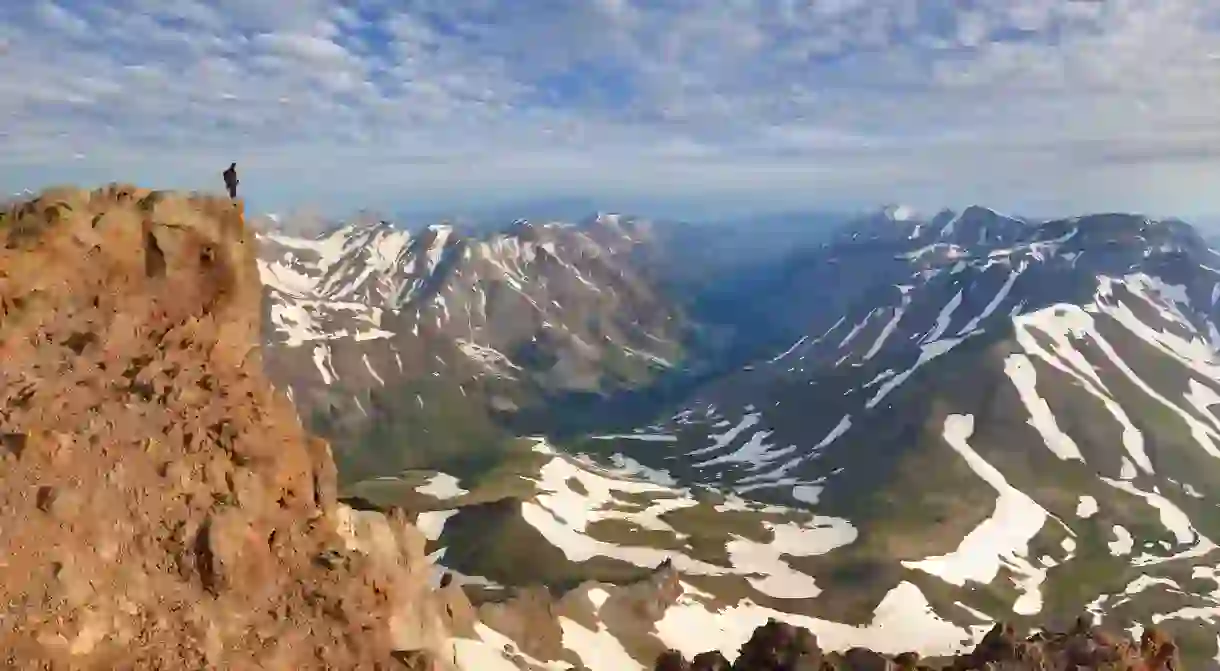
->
[[223, 162, 238, 199]]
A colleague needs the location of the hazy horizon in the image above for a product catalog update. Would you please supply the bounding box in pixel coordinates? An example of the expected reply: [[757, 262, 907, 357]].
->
[[4, 1, 1220, 220]]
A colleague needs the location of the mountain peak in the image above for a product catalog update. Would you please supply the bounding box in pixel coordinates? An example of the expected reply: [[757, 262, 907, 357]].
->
[[882, 204, 917, 221], [595, 211, 625, 226], [957, 204, 1024, 221], [334, 214, 398, 239]]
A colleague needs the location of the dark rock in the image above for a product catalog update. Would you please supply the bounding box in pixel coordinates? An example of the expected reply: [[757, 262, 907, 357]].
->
[[692, 650, 730, 671], [676, 617, 1172, 671], [389, 649, 438, 670], [655, 649, 691, 671], [734, 618, 823, 670], [893, 652, 919, 670], [841, 647, 892, 671]]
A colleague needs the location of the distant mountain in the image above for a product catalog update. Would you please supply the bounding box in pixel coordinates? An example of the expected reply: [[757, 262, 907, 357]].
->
[[257, 212, 694, 483]]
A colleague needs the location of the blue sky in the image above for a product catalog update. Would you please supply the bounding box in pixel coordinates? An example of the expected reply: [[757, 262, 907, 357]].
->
[[3, 0, 1220, 221]]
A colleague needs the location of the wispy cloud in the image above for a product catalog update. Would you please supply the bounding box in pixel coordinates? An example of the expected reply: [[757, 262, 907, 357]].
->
[[3, 0, 1220, 217]]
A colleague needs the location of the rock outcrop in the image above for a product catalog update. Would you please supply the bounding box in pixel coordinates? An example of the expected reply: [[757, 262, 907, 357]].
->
[[657, 615, 1180, 671], [0, 186, 456, 669]]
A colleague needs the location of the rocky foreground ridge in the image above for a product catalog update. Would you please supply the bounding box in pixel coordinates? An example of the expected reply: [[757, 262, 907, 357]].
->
[[655, 616, 1180, 671], [0, 186, 465, 668], [0, 185, 1189, 670]]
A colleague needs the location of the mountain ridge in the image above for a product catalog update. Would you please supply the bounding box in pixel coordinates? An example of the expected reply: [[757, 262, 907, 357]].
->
[[256, 207, 694, 483]]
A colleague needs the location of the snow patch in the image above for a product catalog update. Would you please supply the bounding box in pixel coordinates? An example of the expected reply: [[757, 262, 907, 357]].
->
[[1003, 354, 1084, 462], [901, 414, 1049, 615], [1076, 495, 1098, 519], [656, 581, 989, 661], [416, 473, 469, 499]]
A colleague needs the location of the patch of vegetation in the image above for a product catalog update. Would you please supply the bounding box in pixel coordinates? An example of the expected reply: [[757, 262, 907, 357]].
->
[[606, 489, 676, 508], [438, 498, 648, 587], [325, 372, 511, 486], [794, 558, 902, 625], [446, 438, 552, 505], [975, 568, 1027, 614], [1156, 620, 1219, 670], [341, 476, 429, 511], [505, 367, 712, 441], [339, 436, 546, 508], [821, 411, 996, 560], [659, 506, 778, 544], [1025, 523, 1072, 564], [1040, 530, 1130, 617], [585, 518, 682, 551], [437, 499, 574, 584], [565, 476, 589, 496]]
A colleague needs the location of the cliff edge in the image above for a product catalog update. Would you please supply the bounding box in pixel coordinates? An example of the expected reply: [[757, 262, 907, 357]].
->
[[0, 185, 457, 668]]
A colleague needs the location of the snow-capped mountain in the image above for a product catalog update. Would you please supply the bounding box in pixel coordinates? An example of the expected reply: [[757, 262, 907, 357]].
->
[[260, 204, 1220, 669], [256, 213, 688, 483]]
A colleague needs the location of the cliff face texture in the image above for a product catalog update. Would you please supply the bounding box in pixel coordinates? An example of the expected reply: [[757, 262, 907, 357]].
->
[[0, 186, 458, 669]]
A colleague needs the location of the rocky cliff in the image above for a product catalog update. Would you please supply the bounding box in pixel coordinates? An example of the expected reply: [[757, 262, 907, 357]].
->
[[0, 186, 463, 669]]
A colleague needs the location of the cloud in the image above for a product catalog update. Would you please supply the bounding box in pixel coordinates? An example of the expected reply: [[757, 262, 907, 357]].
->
[[2, 0, 1220, 218]]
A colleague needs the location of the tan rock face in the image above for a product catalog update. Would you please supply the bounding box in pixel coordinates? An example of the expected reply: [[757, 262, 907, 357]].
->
[[333, 505, 467, 662], [0, 186, 405, 669]]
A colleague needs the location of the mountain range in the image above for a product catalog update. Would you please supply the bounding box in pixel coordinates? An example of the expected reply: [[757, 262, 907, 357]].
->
[[256, 201, 1220, 669]]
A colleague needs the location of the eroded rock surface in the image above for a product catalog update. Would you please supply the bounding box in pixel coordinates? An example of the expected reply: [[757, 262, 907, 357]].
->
[[0, 186, 445, 669]]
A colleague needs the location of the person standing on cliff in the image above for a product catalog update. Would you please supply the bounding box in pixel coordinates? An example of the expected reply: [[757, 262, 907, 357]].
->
[[223, 162, 239, 199]]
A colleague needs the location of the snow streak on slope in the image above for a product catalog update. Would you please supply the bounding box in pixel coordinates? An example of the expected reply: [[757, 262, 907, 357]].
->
[[863, 292, 910, 360], [1003, 354, 1085, 462], [1012, 270, 1220, 476], [1012, 306, 1154, 475], [923, 288, 963, 343], [902, 414, 1051, 616], [956, 264, 1024, 335]]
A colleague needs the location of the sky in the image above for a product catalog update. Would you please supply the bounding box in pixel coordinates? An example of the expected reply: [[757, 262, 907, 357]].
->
[[3, 0, 1220, 221]]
